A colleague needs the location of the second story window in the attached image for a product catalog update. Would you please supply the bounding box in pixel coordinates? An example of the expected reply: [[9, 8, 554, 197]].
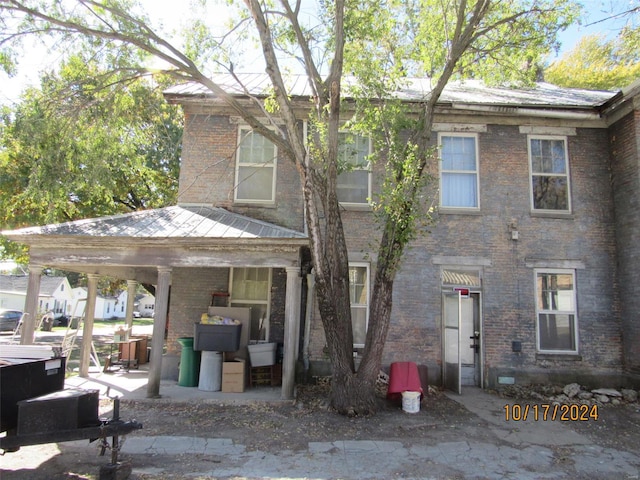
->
[[528, 136, 571, 213], [235, 127, 277, 203], [337, 132, 371, 205], [439, 133, 479, 209]]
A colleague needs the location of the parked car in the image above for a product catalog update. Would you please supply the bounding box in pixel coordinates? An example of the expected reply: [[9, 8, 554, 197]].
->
[[133, 311, 141, 318], [53, 314, 69, 327], [0, 309, 22, 332]]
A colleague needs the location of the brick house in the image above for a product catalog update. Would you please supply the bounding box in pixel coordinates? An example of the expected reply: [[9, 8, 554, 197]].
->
[[4, 75, 639, 396]]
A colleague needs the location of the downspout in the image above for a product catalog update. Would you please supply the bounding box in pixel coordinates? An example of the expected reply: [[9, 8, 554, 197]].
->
[[303, 270, 315, 373]]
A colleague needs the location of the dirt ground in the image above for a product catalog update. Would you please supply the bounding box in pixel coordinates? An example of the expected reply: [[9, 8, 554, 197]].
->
[[2, 383, 639, 480]]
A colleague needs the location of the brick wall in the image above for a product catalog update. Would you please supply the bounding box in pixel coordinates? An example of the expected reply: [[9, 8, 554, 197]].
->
[[306, 122, 623, 387], [178, 114, 237, 206], [609, 109, 640, 374], [166, 267, 229, 354], [178, 110, 305, 231], [175, 108, 626, 388]]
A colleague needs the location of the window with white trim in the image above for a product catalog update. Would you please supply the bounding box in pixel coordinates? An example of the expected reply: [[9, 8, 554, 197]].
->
[[349, 263, 370, 346], [337, 132, 371, 204], [535, 269, 578, 353], [230, 267, 272, 341], [235, 127, 277, 203], [528, 136, 571, 212], [439, 133, 479, 209]]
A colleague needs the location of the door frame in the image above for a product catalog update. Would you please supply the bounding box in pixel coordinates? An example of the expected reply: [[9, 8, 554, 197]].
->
[[442, 288, 484, 393]]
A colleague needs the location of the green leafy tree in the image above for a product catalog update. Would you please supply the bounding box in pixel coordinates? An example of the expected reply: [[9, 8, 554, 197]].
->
[[545, 25, 640, 90], [0, 49, 182, 261], [0, 0, 577, 414]]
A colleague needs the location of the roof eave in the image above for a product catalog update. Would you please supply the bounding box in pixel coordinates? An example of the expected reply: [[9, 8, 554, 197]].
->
[[3, 234, 309, 249]]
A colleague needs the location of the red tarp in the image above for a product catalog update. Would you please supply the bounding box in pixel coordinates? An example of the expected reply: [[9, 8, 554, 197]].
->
[[387, 361, 423, 400]]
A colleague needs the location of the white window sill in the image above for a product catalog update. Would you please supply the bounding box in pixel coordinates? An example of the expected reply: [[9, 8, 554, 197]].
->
[[438, 208, 482, 216], [530, 211, 574, 219], [339, 203, 372, 212]]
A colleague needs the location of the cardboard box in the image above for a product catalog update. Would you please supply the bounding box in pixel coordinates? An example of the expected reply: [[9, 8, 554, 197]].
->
[[222, 359, 245, 393]]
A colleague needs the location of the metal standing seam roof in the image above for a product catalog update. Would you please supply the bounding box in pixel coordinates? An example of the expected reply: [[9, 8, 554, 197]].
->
[[1, 206, 308, 241], [163, 73, 616, 108]]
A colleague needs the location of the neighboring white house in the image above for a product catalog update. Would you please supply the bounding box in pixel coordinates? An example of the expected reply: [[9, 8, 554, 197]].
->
[[114, 291, 155, 317], [136, 293, 155, 317], [0, 275, 73, 317], [71, 287, 120, 320]]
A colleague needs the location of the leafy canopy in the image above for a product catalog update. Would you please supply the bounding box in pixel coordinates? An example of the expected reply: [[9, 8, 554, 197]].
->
[[0, 47, 182, 261], [545, 25, 640, 90]]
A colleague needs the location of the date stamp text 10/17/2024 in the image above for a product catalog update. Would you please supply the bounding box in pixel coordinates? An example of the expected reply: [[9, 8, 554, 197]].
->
[[504, 403, 599, 421]]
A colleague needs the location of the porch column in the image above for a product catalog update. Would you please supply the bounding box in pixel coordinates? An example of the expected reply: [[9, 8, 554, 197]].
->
[[148, 267, 171, 398], [79, 274, 99, 377], [281, 266, 302, 400], [20, 264, 43, 345], [125, 280, 137, 330]]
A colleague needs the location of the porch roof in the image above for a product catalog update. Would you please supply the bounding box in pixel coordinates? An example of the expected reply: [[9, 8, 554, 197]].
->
[[2, 205, 308, 247], [2, 206, 308, 284]]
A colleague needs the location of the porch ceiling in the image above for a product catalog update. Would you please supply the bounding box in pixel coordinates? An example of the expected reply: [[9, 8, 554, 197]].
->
[[2, 206, 309, 284]]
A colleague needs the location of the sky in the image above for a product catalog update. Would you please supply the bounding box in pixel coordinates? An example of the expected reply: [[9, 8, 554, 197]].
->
[[0, 0, 637, 106]]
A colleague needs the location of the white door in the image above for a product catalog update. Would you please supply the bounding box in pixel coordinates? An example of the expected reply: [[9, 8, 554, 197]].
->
[[443, 292, 481, 393], [443, 291, 462, 394]]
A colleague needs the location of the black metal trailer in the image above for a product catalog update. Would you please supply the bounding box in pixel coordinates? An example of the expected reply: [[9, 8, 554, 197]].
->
[[1, 356, 143, 479]]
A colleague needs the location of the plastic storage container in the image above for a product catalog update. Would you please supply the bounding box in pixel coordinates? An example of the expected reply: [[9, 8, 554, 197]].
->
[[248, 342, 277, 367], [194, 323, 242, 352]]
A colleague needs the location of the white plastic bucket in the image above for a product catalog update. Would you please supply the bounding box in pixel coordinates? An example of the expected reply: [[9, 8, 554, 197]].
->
[[402, 391, 421, 413]]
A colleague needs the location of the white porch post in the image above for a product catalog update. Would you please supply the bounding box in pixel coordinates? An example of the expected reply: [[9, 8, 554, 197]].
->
[[148, 267, 171, 398], [79, 274, 99, 377], [20, 264, 43, 345], [125, 280, 137, 330], [281, 266, 302, 400]]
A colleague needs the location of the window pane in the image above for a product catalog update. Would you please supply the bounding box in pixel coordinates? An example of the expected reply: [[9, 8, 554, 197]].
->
[[352, 307, 367, 345], [537, 273, 574, 311], [442, 173, 478, 207], [441, 135, 478, 208], [442, 136, 476, 171], [232, 268, 270, 301], [531, 139, 566, 174], [337, 170, 369, 203], [339, 133, 369, 168], [231, 267, 270, 342], [532, 176, 568, 210], [337, 133, 370, 204], [538, 313, 575, 351], [237, 166, 274, 200], [349, 265, 368, 345], [441, 268, 481, 287], [239, 130, 275, 165]]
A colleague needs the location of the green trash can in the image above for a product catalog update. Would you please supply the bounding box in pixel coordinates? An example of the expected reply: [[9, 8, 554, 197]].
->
[[177, 337, 200, 387]]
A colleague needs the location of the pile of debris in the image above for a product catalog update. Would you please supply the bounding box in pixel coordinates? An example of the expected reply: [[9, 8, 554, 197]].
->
[[498, 383, 638, 406]]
